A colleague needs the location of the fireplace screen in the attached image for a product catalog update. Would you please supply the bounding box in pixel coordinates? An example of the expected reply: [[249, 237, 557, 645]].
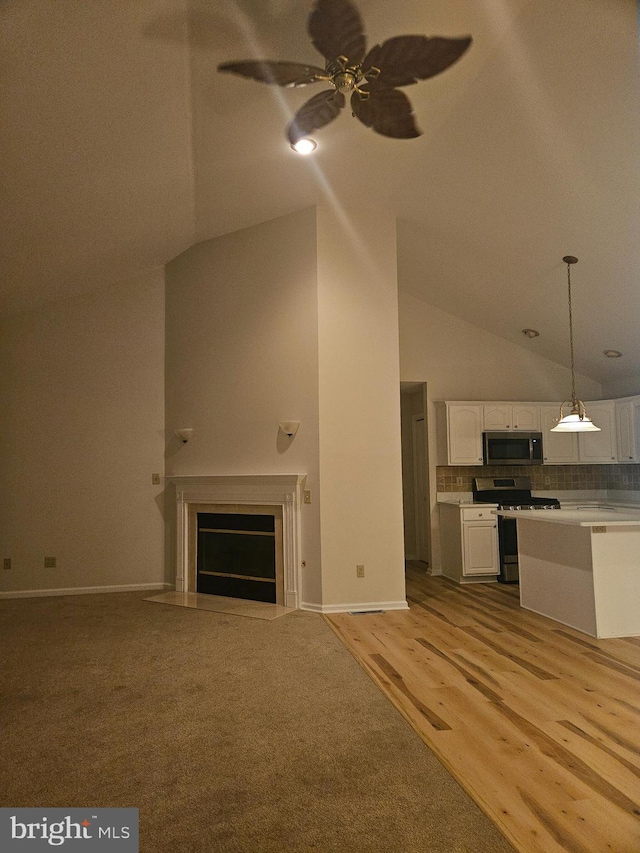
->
[[196, 512, 276, 603]]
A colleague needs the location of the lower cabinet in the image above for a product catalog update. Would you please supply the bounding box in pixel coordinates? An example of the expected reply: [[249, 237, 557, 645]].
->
[[463, 520, 499, 575], [439, 503, 499, 583]]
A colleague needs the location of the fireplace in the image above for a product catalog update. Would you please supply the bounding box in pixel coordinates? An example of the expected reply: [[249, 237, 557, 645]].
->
[[169, 475, 305, 609], [193, 505, 282, 604]]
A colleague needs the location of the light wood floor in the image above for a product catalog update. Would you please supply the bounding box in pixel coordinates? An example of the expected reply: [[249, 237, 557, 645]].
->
[[325, 563, 640, 853]]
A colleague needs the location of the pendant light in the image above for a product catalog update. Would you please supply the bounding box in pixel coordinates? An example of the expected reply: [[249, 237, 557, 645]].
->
[[551, 256, 600, 432]]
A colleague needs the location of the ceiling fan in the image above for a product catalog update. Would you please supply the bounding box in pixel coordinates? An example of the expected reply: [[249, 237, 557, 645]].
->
[[217, 0, 472, 144]]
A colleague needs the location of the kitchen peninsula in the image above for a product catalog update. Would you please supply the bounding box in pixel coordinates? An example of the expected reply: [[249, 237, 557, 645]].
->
[[497, 506, 640, 638]]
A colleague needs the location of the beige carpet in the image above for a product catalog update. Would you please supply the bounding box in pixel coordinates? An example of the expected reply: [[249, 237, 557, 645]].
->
[[0, 591, 514, 852], [144, 590, 294, 620]]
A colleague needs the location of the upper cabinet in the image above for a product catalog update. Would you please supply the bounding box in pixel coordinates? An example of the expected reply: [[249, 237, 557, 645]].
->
[[483, 404, 540, 431], [436, 403, 484, 465], [437, 396, 640, 466], [615, 397, 640, 462], [539, 405, 579, 464], [578, 401, 617, 464]]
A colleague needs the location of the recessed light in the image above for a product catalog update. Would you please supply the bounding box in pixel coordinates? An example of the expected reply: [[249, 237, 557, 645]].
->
[[290, 138, 317, 155], [603, 350, 622, 358], [522, 328, 540, 338]]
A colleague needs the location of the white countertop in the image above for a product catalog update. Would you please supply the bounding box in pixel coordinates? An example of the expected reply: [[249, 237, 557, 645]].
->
[[438, 499, 497, 508], [497, 507, 640, 527]]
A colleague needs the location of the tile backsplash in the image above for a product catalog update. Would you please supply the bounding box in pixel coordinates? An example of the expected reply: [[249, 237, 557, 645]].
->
[[436, 464, 640, 492]]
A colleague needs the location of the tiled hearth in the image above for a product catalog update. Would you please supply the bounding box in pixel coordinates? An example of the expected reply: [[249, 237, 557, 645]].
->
[[436, 464, 640, 493]]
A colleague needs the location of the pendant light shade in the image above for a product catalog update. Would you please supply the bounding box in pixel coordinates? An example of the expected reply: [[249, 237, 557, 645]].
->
[[550, 256, 600, 433], [550, 402, 600, 432]]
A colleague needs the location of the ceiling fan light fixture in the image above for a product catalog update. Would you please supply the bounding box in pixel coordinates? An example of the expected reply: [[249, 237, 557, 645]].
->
[[218, 0, 473, 143], [550, 256, 600, 434], [290, 137, 317, 154]]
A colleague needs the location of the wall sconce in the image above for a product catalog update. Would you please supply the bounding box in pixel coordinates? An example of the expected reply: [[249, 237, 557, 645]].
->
[[174, 428, 193, 444], [279, 421, 300, 438]]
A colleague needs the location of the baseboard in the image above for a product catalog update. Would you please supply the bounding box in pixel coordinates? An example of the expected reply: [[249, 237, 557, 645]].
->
[[0, 582, 173, 600], [301, 599, 409, 614]]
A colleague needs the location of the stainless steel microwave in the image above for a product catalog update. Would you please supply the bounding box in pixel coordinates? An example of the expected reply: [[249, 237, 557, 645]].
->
[[483, 432, 543, 466]]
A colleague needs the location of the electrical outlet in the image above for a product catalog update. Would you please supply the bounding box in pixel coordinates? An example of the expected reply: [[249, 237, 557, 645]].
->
[[3, 558, 11, 570], [304, 490, 311, 504], [456, 477, 463, 487], [544, 477, 551, 486], [356, 564, 365, 578], [44, 557, 56, 568], [152, 473, 161, 485]]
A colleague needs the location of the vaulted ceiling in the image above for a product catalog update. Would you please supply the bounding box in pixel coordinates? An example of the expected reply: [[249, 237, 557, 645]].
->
[[2, 0, 639, 391]]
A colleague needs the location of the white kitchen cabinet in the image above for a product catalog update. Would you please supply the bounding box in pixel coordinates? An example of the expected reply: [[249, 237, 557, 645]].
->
[[578, 401, 617, 463], [463, 519, 500, 575], [439, 503, 499, 582], [512, 405, 540, 431], [483, 404, 539, 431], [615, 397, 640, 462], [437, 397, 640, 466], [436, 403, 484, 465], [483, 404, 512, 431], [540, 405, 579, 464]]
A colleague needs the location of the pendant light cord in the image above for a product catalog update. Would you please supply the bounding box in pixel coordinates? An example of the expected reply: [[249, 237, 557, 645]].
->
[[566, 259, 577, 403]]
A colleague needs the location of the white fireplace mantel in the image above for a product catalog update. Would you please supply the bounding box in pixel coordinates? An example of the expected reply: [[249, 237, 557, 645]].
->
[[168, 474, 306, 609]]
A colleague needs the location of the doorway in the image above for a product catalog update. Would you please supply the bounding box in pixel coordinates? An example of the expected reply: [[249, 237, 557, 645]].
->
[[400, 382, 431, 567]]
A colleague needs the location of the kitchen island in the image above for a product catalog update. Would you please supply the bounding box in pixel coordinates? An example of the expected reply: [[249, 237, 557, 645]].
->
[[497, 506, 640, 638]]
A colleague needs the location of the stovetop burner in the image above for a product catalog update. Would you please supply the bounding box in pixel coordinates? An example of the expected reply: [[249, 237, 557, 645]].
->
[[499, 502, 561, 511]]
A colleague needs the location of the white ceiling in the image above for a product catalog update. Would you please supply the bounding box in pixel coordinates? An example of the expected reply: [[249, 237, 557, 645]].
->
[[1, 0, 639, 392]]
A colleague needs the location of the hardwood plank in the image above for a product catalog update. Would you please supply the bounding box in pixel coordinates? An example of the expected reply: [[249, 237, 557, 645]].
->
[[325, 571, 640, 853]]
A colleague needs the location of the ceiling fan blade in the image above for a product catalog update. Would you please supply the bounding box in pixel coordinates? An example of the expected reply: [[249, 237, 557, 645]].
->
[[217, 60, 329, 88], [351, 89, 421, 139], [308, 0, 366, 65], [287, 89, 345, 143], [363, 35, 472, 88]]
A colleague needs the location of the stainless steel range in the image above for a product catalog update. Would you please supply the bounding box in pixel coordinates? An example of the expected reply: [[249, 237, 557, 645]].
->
[[472, 477, 561, 583]]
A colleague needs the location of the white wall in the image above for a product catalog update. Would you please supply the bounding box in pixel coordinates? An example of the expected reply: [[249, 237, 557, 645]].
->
[[399, 290, 602, 403], [0, 270, 166, 594], [164, 209, 322, 605], [316, 207, 406, 609], [602, 372, 640, 400], [164, 206, 406, 611]]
